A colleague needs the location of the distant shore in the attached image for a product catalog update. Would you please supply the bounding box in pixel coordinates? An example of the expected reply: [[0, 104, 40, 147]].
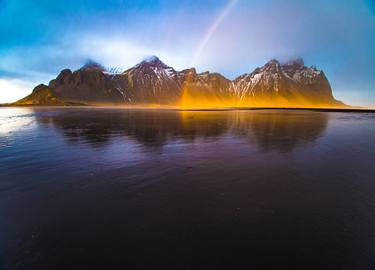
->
[[1, 104, 375, 113]]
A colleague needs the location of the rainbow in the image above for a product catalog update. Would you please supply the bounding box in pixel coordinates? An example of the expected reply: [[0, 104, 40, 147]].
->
[[191, 0, 239, 67]]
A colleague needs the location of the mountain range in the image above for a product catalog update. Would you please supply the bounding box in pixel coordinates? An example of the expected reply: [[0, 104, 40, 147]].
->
[[13, 56, 344, 107]]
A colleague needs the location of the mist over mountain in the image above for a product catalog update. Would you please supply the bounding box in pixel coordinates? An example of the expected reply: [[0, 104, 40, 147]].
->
[[13, 56, 344, 107]]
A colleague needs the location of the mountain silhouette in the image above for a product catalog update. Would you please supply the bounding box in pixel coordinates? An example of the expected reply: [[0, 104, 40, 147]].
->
[[13, 57, 344, 107]]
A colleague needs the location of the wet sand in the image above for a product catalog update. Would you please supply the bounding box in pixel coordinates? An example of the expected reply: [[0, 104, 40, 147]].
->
[[1, 108, 375, 269]]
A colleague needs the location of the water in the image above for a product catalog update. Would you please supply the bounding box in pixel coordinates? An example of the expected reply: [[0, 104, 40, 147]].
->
[[1, 107, 375, 270]]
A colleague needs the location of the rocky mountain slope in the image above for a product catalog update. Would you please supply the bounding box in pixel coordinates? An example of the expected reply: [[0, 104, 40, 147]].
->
[[13, 56, 344, 107], [14, 84, 67, 106], [232, 58, 337, 106]]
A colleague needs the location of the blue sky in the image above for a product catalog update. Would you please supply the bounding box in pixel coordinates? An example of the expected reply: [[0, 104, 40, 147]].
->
[[0, 0, 375, 105]]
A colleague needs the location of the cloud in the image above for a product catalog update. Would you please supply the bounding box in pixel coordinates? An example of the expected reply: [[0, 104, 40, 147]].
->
[[76, 35, 192, 71], [0, 78, 36, 103]]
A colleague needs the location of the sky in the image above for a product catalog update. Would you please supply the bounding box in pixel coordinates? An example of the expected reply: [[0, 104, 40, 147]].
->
[[0, 0, 375, 106]]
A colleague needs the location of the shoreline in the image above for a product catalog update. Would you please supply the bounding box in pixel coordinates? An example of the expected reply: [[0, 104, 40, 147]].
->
[[1, 104, 375, 113]]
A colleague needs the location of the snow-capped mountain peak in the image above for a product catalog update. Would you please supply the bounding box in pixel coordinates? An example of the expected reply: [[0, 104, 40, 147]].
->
[[136, 56, 169, 68], [20, 56, 343, 107]]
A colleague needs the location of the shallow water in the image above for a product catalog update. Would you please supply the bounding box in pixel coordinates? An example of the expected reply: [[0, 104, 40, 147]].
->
[[1, 107, 375, 269]]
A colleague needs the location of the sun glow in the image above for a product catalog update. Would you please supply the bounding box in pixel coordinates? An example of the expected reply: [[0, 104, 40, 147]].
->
[[179, 92, 344, 110], [179, 79, 340, 109], [180, 86, 236, 109]]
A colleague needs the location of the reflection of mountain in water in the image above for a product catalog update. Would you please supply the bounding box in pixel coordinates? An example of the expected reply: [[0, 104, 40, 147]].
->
[[36, 110, 229, 148], [231, 111, 329, 152], [35, 109, 328, 152]]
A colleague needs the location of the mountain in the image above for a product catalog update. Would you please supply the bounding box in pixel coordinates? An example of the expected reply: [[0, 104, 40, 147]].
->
[[12, 56, 344, 107], [179, 68, 236, 107], [14, 84, 67, 106], [232, 59, 339, 106], [112, 56, 182, 104], [47, 63, 124, 104]]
